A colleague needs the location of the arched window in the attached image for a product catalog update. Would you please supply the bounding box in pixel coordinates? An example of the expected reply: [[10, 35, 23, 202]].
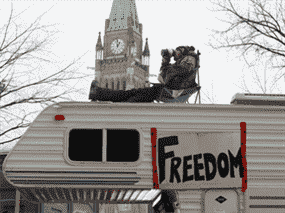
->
[[112, 82, 114, 90], [117, 81, 120, 90], [123, 81, 126, 90]]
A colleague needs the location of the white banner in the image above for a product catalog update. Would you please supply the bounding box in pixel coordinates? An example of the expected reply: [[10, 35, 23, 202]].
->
[[157, 132, 243, 189]]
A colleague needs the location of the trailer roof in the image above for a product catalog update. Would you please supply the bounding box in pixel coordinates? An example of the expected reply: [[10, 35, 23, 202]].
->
[[0, 148, 12, 155], [231, 93, 285, 106], [50, 101, 285, 111]]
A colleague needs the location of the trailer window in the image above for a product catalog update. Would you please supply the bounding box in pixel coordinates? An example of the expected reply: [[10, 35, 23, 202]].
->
[[69, 129, 103, 161], [107, 129, 139, 162]]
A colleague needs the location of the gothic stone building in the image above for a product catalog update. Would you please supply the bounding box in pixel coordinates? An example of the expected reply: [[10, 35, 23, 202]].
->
[[94, 0, 150, 91]]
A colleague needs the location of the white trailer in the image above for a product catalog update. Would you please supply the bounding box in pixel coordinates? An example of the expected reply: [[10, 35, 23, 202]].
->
[[2, 93, 285, 213]]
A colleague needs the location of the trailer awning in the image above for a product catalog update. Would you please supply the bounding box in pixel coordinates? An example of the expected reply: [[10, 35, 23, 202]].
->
[[18, 188, 162, 205]]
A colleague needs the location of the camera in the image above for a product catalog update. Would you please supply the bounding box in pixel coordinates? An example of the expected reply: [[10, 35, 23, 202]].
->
[[161, 49, 175, 59]]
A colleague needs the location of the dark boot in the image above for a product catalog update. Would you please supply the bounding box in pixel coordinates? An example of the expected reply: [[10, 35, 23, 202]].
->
[[89, 80, 163, 102], [127, 84, 165, 102]]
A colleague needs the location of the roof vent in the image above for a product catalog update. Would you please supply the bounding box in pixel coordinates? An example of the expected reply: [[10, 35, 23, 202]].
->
[[231, 93, 285, 106]]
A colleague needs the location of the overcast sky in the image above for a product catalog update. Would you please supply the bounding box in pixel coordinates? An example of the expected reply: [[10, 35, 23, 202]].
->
[[1, 0, 284, 150]]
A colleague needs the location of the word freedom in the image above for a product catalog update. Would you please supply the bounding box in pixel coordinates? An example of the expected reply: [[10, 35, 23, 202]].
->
[[158, 136, 244, 183]]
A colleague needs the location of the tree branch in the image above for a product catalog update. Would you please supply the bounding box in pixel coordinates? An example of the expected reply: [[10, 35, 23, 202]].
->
[[0, 5, 91, 144]]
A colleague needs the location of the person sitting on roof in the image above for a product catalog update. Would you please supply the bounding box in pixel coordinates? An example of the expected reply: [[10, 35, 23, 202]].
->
[[88, 46, 199, 103], [158, 46, 198, 98]]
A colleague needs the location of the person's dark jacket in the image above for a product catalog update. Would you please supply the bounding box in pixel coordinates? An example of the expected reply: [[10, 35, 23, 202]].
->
[[159, 53, 197, 90]]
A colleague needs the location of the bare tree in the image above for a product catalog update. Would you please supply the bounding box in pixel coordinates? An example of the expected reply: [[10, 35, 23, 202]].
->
[[0, 5, 92, 145], [234, 53, 285, 93], [208, 0, 285, 93], [200, 80, 218, 104]]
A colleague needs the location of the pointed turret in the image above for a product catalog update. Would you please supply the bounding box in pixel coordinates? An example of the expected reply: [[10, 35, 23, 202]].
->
[[142, 38, 150, 66], [142, 38, 150, 86], [106, 0, 141, 35], [96, 32, 103, 60], [95, 32, 103, 82]]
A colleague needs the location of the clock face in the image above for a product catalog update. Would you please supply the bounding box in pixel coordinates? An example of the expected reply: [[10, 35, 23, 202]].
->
[[131, 42, 137, 56], [111, 39, 125, 54]]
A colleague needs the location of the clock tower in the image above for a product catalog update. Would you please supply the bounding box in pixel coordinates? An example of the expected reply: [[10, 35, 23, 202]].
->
[[94, 0, 150, 91]]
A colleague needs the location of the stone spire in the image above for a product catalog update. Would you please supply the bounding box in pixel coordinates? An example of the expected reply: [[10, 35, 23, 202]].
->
[[95, 32, 103, 76], [96, 32, 103, 51], [142, 38, 150, 57], [107, 0, 140, 34]]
